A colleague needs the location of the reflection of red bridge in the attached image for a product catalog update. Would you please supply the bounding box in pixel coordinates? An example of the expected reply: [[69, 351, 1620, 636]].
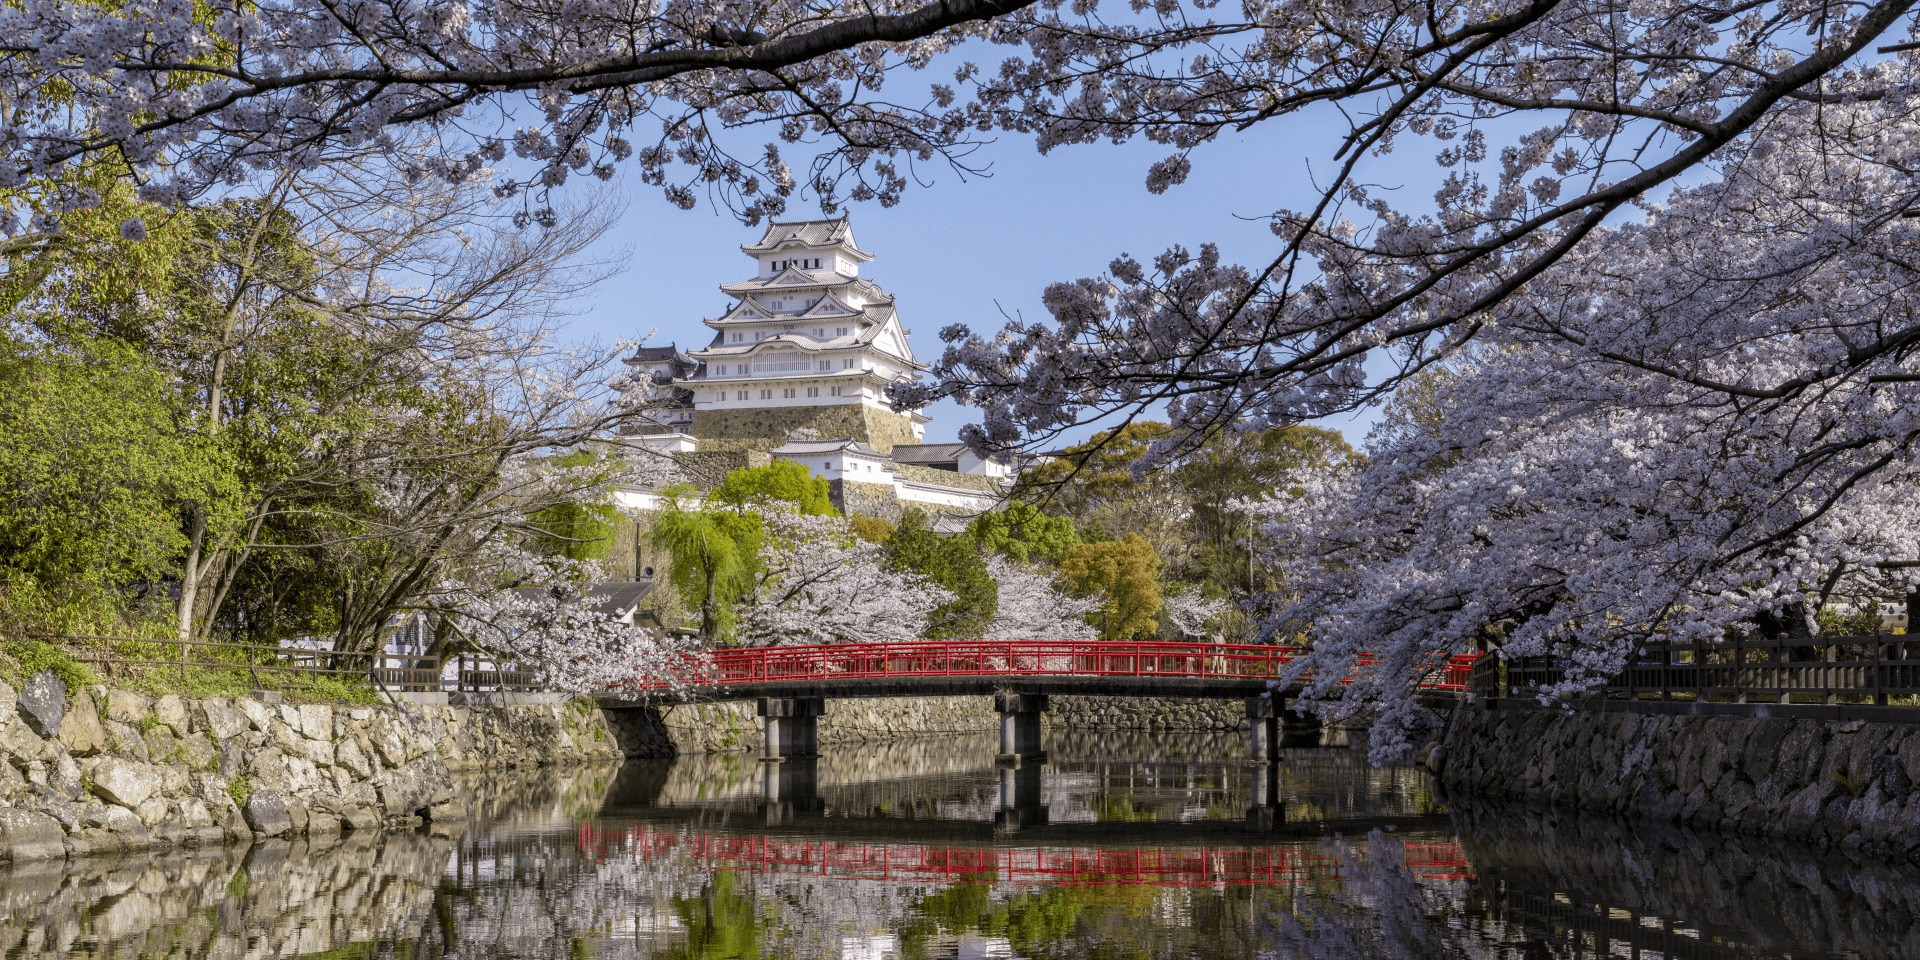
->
[[625, 640, 1478, 701], [578, 824, 1473, 887]]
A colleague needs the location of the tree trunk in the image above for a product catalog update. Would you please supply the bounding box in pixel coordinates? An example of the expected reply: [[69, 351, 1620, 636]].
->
[[176, 507, 209, 642]]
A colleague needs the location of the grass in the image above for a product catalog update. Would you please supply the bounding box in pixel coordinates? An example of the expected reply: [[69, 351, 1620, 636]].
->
[[224, 775, 251, 808], [3, 634, 385, 705], [0, 637, 95, 699]]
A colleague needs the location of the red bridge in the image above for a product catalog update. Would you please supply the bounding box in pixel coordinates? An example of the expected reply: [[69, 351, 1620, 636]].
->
[[632, 639, 1477, 701], [615, 640, 1476, 763]]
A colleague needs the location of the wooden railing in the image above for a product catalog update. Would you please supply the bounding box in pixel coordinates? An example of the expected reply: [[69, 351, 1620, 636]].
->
[[1470, 635, 1920, 705]]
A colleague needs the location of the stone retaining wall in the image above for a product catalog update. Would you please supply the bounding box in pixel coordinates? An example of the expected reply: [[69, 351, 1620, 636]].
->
[[604, 695, 999, 756], [1046, 696, 1248, 733], [0, 671, 623, 863], [1445, 704, 1920, 859]]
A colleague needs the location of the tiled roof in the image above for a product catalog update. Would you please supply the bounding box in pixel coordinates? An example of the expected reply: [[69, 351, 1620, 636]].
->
[[770, 438, 884, 457], [887, 443, 969, 465], [741, 216, 872, 260]]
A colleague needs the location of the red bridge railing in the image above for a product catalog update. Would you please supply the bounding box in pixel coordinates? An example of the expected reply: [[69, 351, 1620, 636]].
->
[[629, 640, 1479, 693]]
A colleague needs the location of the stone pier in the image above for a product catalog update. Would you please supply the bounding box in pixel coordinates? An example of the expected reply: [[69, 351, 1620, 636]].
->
[[1246, 696, 1278, 761], [757, 696, 826, 761], [994, 692, 1047, 764], [1247, 760, 1283, 829]]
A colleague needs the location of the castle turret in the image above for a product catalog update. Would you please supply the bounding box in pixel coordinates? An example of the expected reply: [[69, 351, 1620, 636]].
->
[[668, 216, 927, 451]]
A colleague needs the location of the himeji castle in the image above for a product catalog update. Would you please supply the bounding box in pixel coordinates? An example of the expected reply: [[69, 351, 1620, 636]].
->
[[620, 216, 1011, 520]]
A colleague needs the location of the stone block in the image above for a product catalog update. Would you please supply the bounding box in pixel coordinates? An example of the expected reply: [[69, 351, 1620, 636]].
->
[[152, 695, 188, 736], [16, 671, 64, 739], [134, 796, 170, 828], [373, 756, 454, 817], [201, 699, 252, 741], [105, 690, 152, 725], [88, 758, 160, 809], [238, 697, 275, 733], [0, 718, 49, 765], [243, 792, 293, 836], [0, 808, 65, 862], [297, 705, 333, 742], [366, 711, 414, 767]]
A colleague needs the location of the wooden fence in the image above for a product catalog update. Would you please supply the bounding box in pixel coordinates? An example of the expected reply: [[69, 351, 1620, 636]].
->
[[1469, 634, 1920, 705]]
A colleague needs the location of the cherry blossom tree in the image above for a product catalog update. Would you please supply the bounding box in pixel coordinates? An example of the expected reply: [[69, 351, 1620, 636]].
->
[[910, 16, 1920, 467], [737, 504, 954, 645], [1162, 586, 1227, 639], [1260, 98, 1920, 758], [1, 0, 1913, 297], [982, 555, 1099, 640], [431, 540, 700, 696]]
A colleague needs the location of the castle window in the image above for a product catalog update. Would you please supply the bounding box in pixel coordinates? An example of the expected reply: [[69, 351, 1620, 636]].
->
[[760, 389, 772, 400], [806, 387, 819, 397], [830, 386, 841, 396], [836, 327, 848, 336], [735, 391, 746, 400], [843, 359, 855, 368], [783, 388, 796, 399], [818, 361, 831, 371]]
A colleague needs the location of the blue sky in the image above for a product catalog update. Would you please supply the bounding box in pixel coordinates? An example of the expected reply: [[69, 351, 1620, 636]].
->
[[559, 104, 1412, 449]]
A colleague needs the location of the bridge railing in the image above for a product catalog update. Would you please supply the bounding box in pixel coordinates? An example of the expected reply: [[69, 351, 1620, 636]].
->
[[628, 640, 1483, 693], [633, 640, 1307, 690]]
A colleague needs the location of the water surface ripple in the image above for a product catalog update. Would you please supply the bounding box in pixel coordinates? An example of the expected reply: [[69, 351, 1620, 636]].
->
[[1, 731, 1912, 959]]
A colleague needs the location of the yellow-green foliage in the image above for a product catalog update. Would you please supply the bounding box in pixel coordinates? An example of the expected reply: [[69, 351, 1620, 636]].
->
[[1060, 535, 1164, 641], [709, 461, 837, 516]]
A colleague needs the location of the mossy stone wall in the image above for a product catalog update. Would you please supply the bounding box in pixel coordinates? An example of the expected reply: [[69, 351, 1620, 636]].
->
[[691, 404, 919, 453]]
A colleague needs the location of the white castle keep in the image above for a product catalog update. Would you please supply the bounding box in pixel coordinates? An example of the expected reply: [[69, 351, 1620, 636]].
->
[[621, 216, 1010, 520]]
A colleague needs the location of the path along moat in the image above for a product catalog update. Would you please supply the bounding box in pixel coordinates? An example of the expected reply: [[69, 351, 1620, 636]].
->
[[2, 730, 1913, 959]]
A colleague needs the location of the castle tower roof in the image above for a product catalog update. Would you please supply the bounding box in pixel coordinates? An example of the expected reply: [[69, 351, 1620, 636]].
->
[[740, 216, 874, 262]]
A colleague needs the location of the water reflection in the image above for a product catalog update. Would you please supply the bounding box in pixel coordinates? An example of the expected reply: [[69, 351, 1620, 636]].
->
[[0, 732, 1907, 959]]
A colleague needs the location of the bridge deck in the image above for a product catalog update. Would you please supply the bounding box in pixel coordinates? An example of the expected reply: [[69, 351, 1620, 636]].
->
[[606, 639, 1476, 704]]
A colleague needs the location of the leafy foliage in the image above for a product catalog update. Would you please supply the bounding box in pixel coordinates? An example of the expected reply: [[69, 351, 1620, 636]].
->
[[649, 495, 764, 642], [709, 461, 837, 516], [1059, 536, 1163, 642], [883, 510, 997, 641], [967, 502, 1080, 565]]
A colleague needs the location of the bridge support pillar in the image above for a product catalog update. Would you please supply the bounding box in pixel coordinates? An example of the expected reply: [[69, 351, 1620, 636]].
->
[[994, 692, 1048, 764], [994, 759, 1048, 833], [758, 696, 825, 761], [759, 758, 821, 824], [1247, 759, 1283, 830], [1246, 696, 1278, 762]]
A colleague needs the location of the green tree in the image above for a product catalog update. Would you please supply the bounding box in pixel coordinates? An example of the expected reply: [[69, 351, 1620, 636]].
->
[[649, 494, 764, 642], [0, 336, 237, 630], [967, 502, 1080, 565], [883, 510, 997, 641], [529, 451, 621, 563], [1060, 535, 1163, 641], [1172, 424, 1353, 601], [709, 461, 836, 516]]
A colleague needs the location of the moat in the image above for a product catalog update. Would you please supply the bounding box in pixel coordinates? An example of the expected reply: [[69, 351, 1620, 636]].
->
[[2, 730, 1913, 959]]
